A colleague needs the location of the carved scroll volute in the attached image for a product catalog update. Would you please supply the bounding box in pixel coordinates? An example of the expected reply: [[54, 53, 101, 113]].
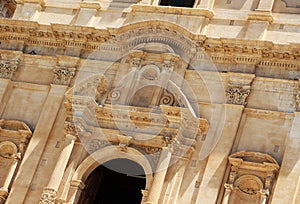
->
[[0, 60, 19, 79]]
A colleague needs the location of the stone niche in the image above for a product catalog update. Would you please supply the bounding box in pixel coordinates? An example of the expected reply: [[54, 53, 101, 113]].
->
[[0, 119, 32, 203], [222, 151, 280, 204]]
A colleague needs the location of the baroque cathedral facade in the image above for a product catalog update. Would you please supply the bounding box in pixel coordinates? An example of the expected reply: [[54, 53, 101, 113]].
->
[[0, 0, 299, 203]]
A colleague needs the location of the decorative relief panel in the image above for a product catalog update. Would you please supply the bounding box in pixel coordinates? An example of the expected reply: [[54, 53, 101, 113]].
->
[[222, 151, 280, 204], [0, 120, 32, 203]]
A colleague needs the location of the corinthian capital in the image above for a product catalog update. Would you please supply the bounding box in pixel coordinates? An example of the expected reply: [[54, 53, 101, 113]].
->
[[53, 66, 76, 85], [0, 60, 19, 79]]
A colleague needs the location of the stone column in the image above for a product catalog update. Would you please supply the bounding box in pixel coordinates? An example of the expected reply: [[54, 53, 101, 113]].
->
[[222, 184, 233, 204], [39, 134, 76, 203], [146, 147, 172, 204], [166, 160, 186, 204], [66, 180, 85, 204], [260, 189, 269, 204], [0, 153, 21, 204]]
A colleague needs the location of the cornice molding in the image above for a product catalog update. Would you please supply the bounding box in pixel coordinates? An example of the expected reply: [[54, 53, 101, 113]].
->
[[0, 19, 299, 66]]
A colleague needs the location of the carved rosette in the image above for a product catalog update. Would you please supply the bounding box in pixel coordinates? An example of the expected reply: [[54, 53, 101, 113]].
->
[[39, 187, 56, 204], [0, 60, 19, 79], [53, 67, 76, 85], [226, 86, 251, 105]]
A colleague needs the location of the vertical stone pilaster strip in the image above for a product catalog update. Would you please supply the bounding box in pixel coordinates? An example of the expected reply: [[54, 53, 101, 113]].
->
[[0, 79, 11, 117], [256, 0, 275, 11], [272, 112, 300, 203], [5, 84, 68, 203]]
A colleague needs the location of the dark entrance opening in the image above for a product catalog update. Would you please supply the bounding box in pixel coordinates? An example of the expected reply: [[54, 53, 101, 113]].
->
[[159, 0, 195, 8], [78, 159, 146, 204]]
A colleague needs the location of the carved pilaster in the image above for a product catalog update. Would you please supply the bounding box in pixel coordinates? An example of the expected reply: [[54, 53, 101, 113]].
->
[[53, 66, 76, 85], [0, 60, 19, 79]]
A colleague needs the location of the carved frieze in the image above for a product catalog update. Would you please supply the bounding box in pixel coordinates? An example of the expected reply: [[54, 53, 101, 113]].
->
[[0, 60, 18, 79], [53, 67, 76, 85]]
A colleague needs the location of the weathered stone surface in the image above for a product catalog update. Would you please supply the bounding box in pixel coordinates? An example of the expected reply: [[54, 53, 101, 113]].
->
[[0, 1, 299, 204]]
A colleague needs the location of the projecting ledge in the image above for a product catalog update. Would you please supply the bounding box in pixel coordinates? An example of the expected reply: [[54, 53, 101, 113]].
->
[[130, 5, 214, 18]]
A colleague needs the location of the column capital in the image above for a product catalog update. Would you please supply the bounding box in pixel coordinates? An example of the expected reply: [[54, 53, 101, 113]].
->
[[39, 187, 56, 204], [65, 134, 77, 142]]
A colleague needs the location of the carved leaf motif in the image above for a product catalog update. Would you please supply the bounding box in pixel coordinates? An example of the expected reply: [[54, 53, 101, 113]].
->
[[53, 67, 76, 85], [0, 60, 18, 79], [226, 86, 250, 105]]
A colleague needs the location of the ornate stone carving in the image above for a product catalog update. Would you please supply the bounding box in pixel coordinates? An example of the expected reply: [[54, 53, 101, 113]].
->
[[226, 86, 251, 105], [87, 139, 110, 153], [0, 60, 18, 79], [235, 175, 263, 195], [117, 135, 132, 151], [159, 89, 180, 106], [53, 67, 76, 85], [108, 89, 121, 102], [223, 151, 280, 204], [39, 187, 56, 204]]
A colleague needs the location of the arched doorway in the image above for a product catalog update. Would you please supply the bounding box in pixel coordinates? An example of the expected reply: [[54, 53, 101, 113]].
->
[[78, 158, 146, 204]]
